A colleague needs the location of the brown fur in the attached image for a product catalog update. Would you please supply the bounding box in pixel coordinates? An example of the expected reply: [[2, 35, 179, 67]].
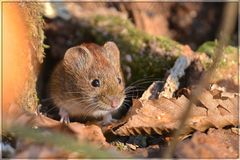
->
[[49, 42, 125, 118]]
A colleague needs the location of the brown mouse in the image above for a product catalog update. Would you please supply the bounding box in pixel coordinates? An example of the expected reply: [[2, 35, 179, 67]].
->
[[49, 41, 125, 125]]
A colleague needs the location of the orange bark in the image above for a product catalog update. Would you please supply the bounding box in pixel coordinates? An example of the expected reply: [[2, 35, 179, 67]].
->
[[2, 3, 31, 113]]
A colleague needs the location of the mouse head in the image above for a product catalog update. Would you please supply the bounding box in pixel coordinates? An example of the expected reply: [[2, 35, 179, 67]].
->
[[52, 41, 125, 117]]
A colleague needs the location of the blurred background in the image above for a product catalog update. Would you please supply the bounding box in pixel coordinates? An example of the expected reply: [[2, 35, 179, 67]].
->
[[43, 2, 238, 51], [40, 2, 238, 96]]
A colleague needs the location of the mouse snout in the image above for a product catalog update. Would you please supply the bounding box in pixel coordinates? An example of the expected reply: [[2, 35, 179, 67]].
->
[[108, 96, 121, 108]]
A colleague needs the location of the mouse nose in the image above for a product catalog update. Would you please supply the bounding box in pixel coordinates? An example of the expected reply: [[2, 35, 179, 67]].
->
[[109, 97, 120, 108]]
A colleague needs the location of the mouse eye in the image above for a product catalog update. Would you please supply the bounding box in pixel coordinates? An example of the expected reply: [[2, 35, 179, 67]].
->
[[91, 79, 100, 87], [117, 78, 121, 84]]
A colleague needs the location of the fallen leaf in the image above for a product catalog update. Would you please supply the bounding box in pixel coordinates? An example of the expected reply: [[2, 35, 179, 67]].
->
[[68, 122, 109, 147], [15, 143, 72, 159], [175, 128, 239, 158], [112, 86, 238, 136]]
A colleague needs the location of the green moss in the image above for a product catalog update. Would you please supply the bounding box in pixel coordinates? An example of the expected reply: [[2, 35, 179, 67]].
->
[[196, 41, 237, 86], [75, 14, 183, 85], [20, 2, 45, 63], [197, 41, 237, 68], [224, 45, 237, 54], [197, 41, 237, 57], [156, 36, 182, 53], [197, 41, 216, 57], [18, 2, 45, 113]]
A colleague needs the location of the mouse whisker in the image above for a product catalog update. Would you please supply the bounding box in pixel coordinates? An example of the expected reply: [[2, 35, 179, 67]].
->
[[64, 89, 91, 94], [124, 85, 147, 92], [64, 100, 96, 118], [126, 77, 163, 87], [65, 91, 83, 94], [125, 87, 147, 93], [125, 89, 147, 96], [124, 79, 164, 92], [125, 92, 146, 97], [64, 96, 90, 103], [40, 98, 57, 113], [75, 98, 97, 103], [126, 80, 163, 90], [122, 103, 130, 109], [122, 100, 130, 105], [81, 103, 99, 121], [122, 99, 131, 103], [42, 104, 58, 115], [40, 97, 55, 102], [123, 98, 131, 104], [121, 102, 131, 110]]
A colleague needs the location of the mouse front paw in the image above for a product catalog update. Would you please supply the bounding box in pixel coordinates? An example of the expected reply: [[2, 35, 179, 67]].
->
[[100, 113, 118, 126], [59, 108, 70, 123]]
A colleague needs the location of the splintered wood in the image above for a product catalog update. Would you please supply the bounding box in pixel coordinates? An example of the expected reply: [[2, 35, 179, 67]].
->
[[159, 45, 193, 99], [112, 87, 239, 136]]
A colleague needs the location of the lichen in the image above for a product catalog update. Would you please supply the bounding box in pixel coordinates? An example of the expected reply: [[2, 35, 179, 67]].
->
[[17, 2, 45, 113], [20, 2, 45, 64]]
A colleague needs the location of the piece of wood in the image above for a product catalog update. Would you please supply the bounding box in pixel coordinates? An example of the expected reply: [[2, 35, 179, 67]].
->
[[159, 46, 194, 98]]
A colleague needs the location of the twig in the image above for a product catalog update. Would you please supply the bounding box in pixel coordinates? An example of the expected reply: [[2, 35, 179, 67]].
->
[[163, 3, 238, 158]]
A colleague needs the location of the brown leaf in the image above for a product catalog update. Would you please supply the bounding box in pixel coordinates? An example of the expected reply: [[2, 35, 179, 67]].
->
[[34, 116, 109, 148], [15, 143, 72, 159], [9, 113, 110, 158], [68, 122, 109, 147], [3, 103, 36, 130], [33, 114, 61, 128], [175, 128, 239, 158], [113, 86, 238, 136]]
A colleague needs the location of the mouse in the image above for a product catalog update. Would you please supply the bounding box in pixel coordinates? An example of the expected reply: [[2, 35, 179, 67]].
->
[[48, 41, 126, 125]]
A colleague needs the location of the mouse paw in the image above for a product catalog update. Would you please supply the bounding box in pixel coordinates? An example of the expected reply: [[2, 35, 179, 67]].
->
[[59, 108, 70, 123], [100, 113, 118, 126]]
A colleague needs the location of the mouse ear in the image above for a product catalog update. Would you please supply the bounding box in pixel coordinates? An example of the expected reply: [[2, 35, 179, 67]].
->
[[63, 46, 93, 70], [103, 41, 120, 69]]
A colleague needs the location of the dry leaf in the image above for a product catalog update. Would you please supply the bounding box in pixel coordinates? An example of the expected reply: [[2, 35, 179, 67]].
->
[[68, 122, 109, 147], [113, 87, 238, 136], [175, 128, 239, 158], [4, 113, 110, 158], [15, 143, 72, 159], [33, 115, 109, 148]]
